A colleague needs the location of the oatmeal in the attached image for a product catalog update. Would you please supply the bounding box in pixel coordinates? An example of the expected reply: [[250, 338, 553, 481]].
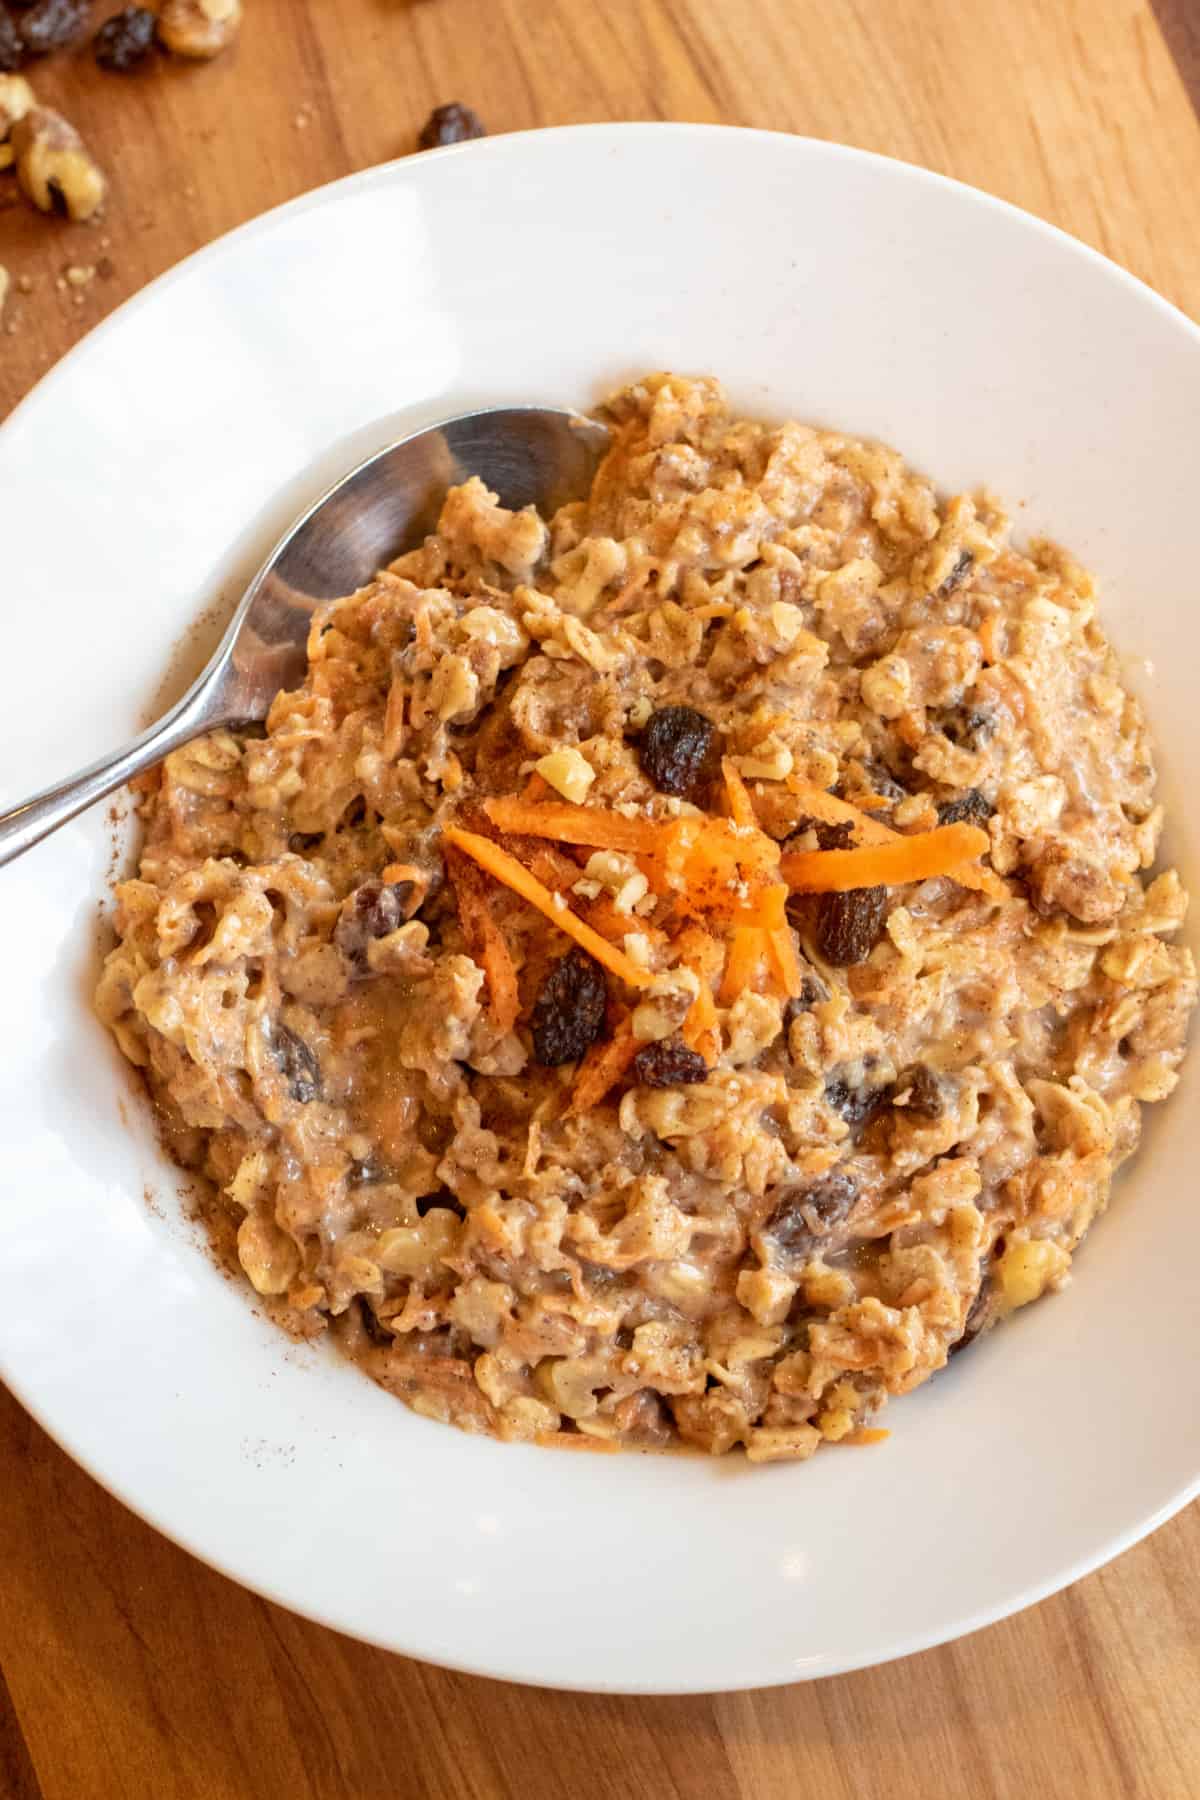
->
[[96, 374, 1196, 1461]]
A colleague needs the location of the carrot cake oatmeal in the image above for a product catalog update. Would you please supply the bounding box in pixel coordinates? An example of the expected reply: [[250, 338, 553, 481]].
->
[[96, 374, 1197, 1462]]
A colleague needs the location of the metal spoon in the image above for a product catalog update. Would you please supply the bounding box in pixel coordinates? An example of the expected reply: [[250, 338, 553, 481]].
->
[[0, 407, 610, 868]]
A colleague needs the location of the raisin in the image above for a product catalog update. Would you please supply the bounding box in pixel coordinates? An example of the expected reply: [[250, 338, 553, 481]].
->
[[271, 1022, 321, 1104], [790, 815, 855, 851], [937, 549, 975, 596], [0, 8, 25, 67], [16, 0, 87, 54], [937, 788, 994, 827], [530, 948, 607, 1066], [824, 1072, 887, 1129], [637, 705, 717, 799], [934, 704, 996, 749], [334, 878, 416, 969], [94, 5, 156, 68], [288, 830, 325, 853], [632, 1037, 708, 1088], [889, 1063, 946, 1120], [783, 968, 829, 1024], [815, 886, 887, 965], [417, 102, 486, 150], [357, 1298, 393, 1348], [766, 1172, 858, 1256]]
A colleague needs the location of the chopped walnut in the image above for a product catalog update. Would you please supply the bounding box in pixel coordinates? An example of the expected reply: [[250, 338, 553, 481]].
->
[[0, 72, 34, 164], [12, 106, 107, 221], [157, 0, 242, 59]]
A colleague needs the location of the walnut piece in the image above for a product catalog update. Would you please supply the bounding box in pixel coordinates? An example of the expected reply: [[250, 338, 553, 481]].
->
[[0, 73, 34, 158], [156, 0, 242, 59], [12, 106, 107, 221]]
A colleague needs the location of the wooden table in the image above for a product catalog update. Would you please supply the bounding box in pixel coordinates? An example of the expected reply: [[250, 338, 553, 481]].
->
[[3, 2, 1200, 1793]]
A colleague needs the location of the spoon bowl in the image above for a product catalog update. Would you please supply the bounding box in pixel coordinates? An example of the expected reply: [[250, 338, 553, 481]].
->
[[0, 405, 610, 867]]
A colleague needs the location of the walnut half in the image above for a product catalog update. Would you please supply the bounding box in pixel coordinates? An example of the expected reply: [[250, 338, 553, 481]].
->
[[157, 0, 243, 59], [12, 106, 107, 221]]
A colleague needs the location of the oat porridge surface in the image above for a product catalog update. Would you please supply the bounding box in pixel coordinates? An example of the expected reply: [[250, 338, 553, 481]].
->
[[97, 373, 1197, 1462]]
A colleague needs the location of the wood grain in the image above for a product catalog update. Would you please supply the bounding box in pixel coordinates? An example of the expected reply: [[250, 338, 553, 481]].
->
[[4, 1, 1200, 1795]]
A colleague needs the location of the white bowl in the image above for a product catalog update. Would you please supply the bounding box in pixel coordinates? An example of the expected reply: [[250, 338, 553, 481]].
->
[[1, 124, 1197, 1694]]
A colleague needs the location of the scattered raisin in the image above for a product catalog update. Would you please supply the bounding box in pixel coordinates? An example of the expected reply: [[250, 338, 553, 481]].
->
[[815, 886, 887, 965], [632, 1037, 708, 1088], [334, 879, 416, 969], [637, 705, 717, 799], [271, 1022, 321, 1104], [937, 788, 994, 827], [288, 830, 325, 853], [16, 0, 87, 55], [0, 10, 24, 70], [766, 1172, 858, 1256], [937, 549, 975, 596], [824, 1071, 888, 1129], [790, 815, 855, 851], [783, 968, 829, 1024], [934, 704, 997, 749], [417, 102, 486, 150], [531, 948, 607, 1066], [94, 6, 156, 69], [888, 1063, 946, 1120], [357, 1297, 393, 1348]]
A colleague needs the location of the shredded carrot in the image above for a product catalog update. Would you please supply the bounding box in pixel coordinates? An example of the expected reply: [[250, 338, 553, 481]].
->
[[484, 796, 657, 856], [719, 926, 769, 1005], [784, 777, 1003, 898], [781, 822, 989, 892], [726, 880, 789, 932], [442, 827, 653, 989], [486, 797, 781, 924], [843, 1427, 891, 1447], [444, 847, 521, 1033], [568, 1018, 640, 1113], [722, 758, 758, 830], [522, 771, 551, 802], [765, 924, 804, 1000]]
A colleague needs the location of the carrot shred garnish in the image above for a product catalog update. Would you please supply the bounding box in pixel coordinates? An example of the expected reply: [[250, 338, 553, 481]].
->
[[442, 827, 653, 989], [719, 926, 769, 1005], [722, 758, 758, 830], [780, 822, 989, 893], [444, 847, 521, 1032], [522, 771, 551, 802], [484, 796, 658, 855], [567, 1017, 639, 1113], [784, 777, 1002, 898], [844, 1427, 890, 1447], [765, 924, 804, 1000]]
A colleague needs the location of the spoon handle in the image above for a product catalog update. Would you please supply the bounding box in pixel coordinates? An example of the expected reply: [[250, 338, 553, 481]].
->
[[0, 691, 221, 868]]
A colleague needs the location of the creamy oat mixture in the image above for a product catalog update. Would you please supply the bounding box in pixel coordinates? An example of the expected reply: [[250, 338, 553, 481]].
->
[[97, 374, 1196, 1462]]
